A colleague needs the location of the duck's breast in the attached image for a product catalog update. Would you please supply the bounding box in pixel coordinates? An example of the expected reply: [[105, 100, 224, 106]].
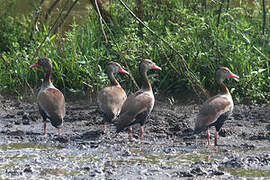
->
[[37, 87, 65, 120], [97, 86, 127, 116]]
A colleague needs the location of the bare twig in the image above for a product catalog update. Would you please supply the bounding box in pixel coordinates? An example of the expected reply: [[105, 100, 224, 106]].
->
[[45, 0, 60, 21], [25, 77, 34, 95], [118, 0, 209, 99], [54, 0, 80, 34], [94, 0, 108, 43], [89, 0, 113, 23]]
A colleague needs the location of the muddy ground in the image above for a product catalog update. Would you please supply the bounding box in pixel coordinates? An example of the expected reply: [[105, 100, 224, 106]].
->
[[0, 95, 270, 179]]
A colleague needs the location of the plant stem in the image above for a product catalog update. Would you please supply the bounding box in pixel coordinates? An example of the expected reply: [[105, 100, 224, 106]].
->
[[262, 0, 266, 35], [217, 0, 224, 28]]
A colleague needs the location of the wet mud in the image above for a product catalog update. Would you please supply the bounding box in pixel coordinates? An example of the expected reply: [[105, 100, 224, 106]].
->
[[0, 95, 270, 179]]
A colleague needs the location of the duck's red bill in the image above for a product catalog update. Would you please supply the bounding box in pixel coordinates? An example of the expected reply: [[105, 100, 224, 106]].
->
[[152, 64, 162, 70], [29, 62, 40, 68], [119, 67, 129, 74], [228, 71, 239, 79]]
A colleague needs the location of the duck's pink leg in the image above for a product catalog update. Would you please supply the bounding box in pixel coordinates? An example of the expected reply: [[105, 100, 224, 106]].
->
[[206, 130, 210, 146], [140, 126, 144, 141], [104, 122, 106, 133], [129, 126, 132, 140], [214, 131, 219, 146]]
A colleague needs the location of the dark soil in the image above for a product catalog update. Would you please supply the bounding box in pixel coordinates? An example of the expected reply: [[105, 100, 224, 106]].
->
[[0, 95, 270, 179]]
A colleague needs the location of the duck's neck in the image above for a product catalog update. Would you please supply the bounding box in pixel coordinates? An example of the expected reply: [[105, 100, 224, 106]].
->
[[108, 72, 120, 86], [140, 70, 152, 91], [42, 67, 53, 88], [217, 81, 229, 95]]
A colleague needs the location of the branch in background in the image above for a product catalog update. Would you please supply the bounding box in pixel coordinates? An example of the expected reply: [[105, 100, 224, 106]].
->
[[226, 0, 230, 10], [30, 0, 45, 41], [216, 0, 224, 28], [54, 0, 80, 34], [118, 0, 209, 100], [136, 0, 143, 37], [34, 0, 69, 56], [262, 0, 266, 35], [45, 0, 60, 21], [201, 0, 206, 11], [89, 0, 113, 23], [99, 15, 140, 90], [94, 0, 108, 43], [161, 47, 209, 102], [182, 0, 185, 9]]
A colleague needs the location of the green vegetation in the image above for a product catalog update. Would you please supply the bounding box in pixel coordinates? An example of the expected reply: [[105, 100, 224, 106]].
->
[[0, 142, 60, 150], [0, 0, 269, 103], [4, 154, 36, 160], [220, 167, 270, 177]]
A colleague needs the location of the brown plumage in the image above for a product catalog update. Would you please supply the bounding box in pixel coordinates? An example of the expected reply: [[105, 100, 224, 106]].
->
[[116, 59, 162, 140], [30, 57, 65, 136], [97, 62, 129, 132], [194, 67, 239, 146]]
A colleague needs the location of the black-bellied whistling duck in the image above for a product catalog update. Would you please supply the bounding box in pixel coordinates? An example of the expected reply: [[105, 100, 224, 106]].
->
[[97, 62, 129, 132], [116, 59, 161, 140], [30, 57, 65, 136], [194, 67, 239, 146]]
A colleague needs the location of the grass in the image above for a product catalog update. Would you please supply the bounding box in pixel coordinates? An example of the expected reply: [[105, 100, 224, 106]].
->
[[0, 0, 269, 103]]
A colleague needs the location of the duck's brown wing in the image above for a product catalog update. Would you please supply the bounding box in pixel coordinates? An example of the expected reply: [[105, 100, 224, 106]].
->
[[116, 91, 154, 132], [38, 88, 65, 128], [194, 95, 232, 134]]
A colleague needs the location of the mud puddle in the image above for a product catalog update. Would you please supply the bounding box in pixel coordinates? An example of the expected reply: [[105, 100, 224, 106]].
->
[[0, 96, 269, 179]]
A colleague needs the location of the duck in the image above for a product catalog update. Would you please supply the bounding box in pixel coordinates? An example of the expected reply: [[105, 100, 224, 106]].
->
[[30, 57, 65, 136], [194, 67, 239, 146], [116, 59, 161, 140], [97, 61, 129, 133]]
